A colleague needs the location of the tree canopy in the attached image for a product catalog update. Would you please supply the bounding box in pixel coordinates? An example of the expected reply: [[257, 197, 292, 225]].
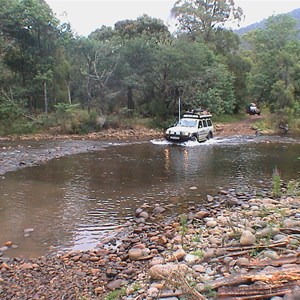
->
[[0, 0, 300, 134]]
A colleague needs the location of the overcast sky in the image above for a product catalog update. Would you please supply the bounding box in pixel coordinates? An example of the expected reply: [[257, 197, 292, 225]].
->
[[45, 0, 300, 36]]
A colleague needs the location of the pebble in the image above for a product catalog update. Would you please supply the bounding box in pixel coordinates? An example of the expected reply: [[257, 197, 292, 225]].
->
[[1, 187, 300, 300], [240, 230, 256, 246]]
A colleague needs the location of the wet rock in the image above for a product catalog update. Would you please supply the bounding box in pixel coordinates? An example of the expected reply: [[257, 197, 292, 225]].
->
[[3, 241, 13, 247], [192, 264, 206, 273], [128, 248, 150, 260], [150, 257, 165, 267], [80, 254, 90, 262], [258, 250, 279, 260], [152, 204, 166, 215], [194, 210, 210, 219], [273, 234, 288, 242], [184, 254, 199, 265], [219, 189, 228, 195], [135, 208, 143, 217], [240, 230, 256, 246], [149, 263, 188, 280], [106, 279, 126, 291], [0, 246, 8, 252], [167, 248, 186, 262], [206, 220, 217, 228], [203, 249, 215, 259], [139, 211, 149, 219], [236, 257, 250, 266], [207, 195, 214, 202], [147, 286, 159, 297]]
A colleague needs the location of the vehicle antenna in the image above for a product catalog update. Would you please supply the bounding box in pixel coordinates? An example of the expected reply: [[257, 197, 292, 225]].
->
[[178, 97, 181, 122]]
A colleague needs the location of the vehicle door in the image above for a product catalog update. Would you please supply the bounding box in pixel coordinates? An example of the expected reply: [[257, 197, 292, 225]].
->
[[197, 120, 206, 140]]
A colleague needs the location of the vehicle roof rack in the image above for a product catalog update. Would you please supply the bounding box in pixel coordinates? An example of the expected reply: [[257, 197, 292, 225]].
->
[[183, 108, 212, 119]]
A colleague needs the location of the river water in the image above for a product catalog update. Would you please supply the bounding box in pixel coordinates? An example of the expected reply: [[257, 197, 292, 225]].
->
[[0, 135, 300, 257]]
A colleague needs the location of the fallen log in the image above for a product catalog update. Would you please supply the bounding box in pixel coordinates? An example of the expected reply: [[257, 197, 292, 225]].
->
[[198, 265, 300, 291], [218, 280, 300, 299], [246, 255, 300, 268], [225, 241, 287, 252]]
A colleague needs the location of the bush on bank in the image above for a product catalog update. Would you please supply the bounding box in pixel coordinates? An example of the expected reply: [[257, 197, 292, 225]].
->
[[1, 102, 300, 136]]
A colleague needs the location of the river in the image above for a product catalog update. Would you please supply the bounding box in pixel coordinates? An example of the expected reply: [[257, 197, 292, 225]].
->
[[0, 135, 299, 257]]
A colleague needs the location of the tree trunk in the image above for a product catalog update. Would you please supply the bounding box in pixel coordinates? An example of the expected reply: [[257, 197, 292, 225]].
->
[[44, 81, 48, 114], [67, 82, 72, 104], [127, 86, 134, 110]]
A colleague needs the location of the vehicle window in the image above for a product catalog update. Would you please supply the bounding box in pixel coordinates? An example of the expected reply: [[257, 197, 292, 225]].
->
[[179, 119, 197, 127], [203, 120, 208, 127], [198, 121, 203, 128], [207, 119, 212, 126]]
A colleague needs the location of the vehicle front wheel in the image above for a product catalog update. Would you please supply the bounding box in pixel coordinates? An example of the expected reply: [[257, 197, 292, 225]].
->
[[206, 131, 213, 140]]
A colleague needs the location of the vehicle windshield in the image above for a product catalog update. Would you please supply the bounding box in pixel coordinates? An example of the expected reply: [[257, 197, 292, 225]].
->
[[178, 119, 197, 127]]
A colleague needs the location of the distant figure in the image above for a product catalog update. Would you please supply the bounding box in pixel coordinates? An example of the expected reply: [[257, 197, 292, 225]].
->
[[279, 122, 289, 134]]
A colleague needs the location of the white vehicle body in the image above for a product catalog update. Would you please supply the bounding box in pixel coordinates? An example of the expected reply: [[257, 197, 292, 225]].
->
[[165, 111, 214, 143]]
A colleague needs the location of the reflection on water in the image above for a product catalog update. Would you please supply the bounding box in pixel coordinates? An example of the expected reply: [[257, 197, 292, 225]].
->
[[0, 137, 300, 257]]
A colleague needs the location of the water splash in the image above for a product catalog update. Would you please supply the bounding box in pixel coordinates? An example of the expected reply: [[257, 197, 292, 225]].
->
[[150, 136, 249, 147]]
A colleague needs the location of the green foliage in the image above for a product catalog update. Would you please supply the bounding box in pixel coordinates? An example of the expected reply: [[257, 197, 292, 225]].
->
[[104, 287, 126, 300], [179, 213, 188, 247], [246, 14, 300, 115], [212, 113, 246, 123], [39, 104, 99, 134], [191, 249, 204, 258], [272, 168, 282, 199], [171, 0, 243, 42], [1, 0, 300, 134], [286, 180, 300, 197]]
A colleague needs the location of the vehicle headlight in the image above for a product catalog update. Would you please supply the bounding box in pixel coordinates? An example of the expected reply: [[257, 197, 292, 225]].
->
[[181, 131, 189, 136]]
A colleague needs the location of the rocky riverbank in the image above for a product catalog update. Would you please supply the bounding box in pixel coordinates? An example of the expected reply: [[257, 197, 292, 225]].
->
[[1, 186, 300, 299]]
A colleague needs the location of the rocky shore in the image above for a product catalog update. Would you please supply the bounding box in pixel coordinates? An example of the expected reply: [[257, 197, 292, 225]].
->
[[1, 186, 300, 299]]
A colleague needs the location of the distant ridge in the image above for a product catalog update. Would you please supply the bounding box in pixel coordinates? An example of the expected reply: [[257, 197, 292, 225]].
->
[[234, 7, 300, 35]]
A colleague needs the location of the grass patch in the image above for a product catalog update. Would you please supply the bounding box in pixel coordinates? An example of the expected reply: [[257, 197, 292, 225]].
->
[[104, 288, 126, 300], [212, 113, 246, 123]]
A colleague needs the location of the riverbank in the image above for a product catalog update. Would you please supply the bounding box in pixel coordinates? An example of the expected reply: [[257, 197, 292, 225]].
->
[[1, 185, 300, 299], [0, 116, 262, 176], [0, 115, 261, 142]]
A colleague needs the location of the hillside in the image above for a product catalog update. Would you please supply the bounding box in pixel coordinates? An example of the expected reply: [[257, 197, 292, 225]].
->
[[235, 7, 300, 35]]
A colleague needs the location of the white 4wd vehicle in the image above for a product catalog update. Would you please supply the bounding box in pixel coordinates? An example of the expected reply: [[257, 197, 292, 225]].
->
[[165, 110, 214, 143]]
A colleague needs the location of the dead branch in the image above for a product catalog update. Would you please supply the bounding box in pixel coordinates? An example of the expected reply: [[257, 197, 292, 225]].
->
[[199, 266, 300, 292], [225, 240, 288, 252], [218, 280, 300, 299], [279, 227, 300, 234], [157, 269, 206, 300], [246, 255, 300, 268]]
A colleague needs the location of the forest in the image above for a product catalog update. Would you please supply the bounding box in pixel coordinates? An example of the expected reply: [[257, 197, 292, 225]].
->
[[1, 0, 300, 135]]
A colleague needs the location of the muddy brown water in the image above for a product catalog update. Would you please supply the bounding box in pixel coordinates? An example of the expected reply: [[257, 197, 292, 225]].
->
[[0, 135, 300, 257]]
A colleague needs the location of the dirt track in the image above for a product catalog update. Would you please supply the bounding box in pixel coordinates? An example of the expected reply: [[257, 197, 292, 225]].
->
[[215, 115, 262, 137]]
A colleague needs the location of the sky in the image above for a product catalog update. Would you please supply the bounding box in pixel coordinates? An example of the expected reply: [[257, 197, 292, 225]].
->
[[45, 0, 300, 36]]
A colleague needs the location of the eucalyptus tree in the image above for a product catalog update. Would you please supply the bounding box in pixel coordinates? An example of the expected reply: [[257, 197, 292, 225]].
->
[[0, 0, 61, 113], [245, 14, 300, 115], [75, 35, 122, 114], [113, 15, 171, 114], [212, 28, 251, 112], [171, 0, 243, 42]]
